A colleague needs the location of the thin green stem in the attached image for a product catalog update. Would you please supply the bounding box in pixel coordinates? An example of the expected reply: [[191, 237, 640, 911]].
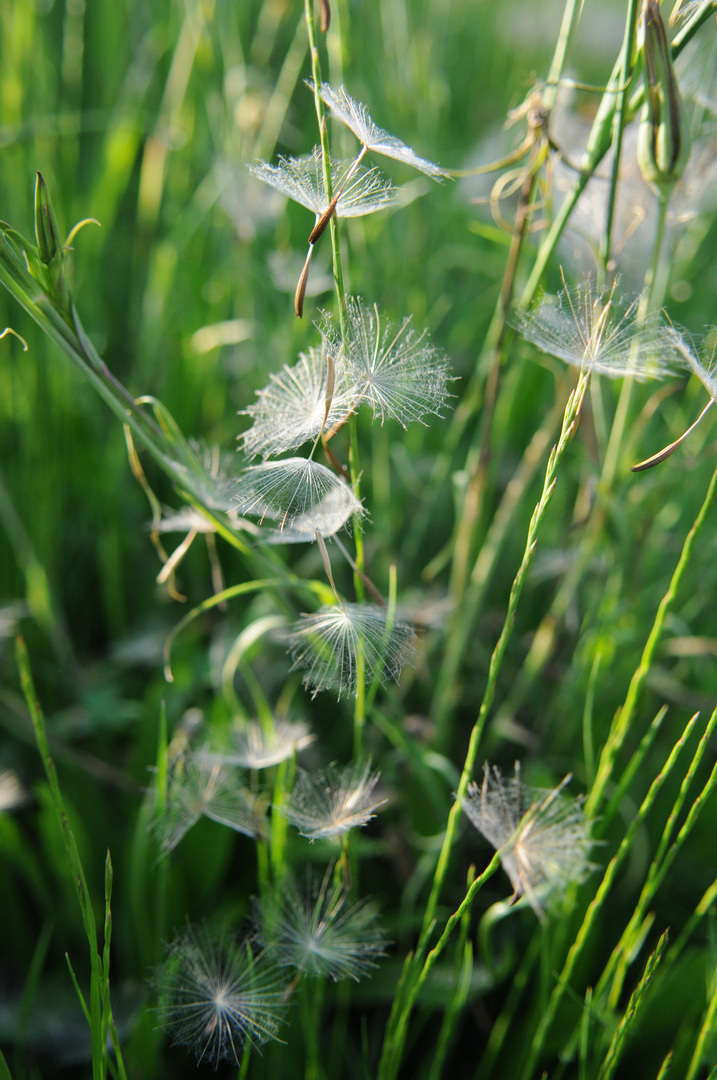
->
[[520, 0, 711, 306], [685, 959, 717, 1080], [601, 193, 668, 488], [431, 0, 585, 747], [303, 1, 367, 760], [601, 0, 640, 272], [304, 0, 346, 324], [522, 710, 700, 1079], [16, 636, 129, 1080], [586, 465, 717, 817], [425, 368, 591, 940], [378, 369, 591, 1080], [378, 855, 501, 1080]]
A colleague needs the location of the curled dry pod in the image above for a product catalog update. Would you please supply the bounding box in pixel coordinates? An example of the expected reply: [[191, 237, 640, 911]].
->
[[636, 0, 691, 199]]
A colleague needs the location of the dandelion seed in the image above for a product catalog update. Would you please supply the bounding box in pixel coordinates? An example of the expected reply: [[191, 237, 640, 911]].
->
[[0, 769, 28, 812], [670, 325, 717, 397], [516, 274, 679, 379], [240, 342, 356, 460], [282, 761, 387, 840], [462, 762, 593, 917], [184, 441, 248, 513], [233, 458, 364, 541], [200, 719, 315, 771], [288, 601, 415, 698], [154, 754, 260, 856], [324, 297, 452, 428], [314, 81, 450, 180], [0, 601, 27, 643], [255, 872, 387, 981], [151, 506, 222, 592], [248, 149, 398, 219], [632, 326, 717, 470], [155, 506, 217, 535], [153, 925, 287, 1065]]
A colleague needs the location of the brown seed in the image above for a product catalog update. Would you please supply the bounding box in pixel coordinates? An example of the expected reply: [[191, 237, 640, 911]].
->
[[295, 246, 314, 318]]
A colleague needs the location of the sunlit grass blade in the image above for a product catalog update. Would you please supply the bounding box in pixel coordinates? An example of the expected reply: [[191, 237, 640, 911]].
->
[[596, 931, 668, 1080]]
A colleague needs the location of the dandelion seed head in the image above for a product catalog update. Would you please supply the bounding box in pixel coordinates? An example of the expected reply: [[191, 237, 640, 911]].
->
[[516, 276, 680, 380], [314, 82, 450, 180], [668, 325, 717, 398], [181, 441, 245, 513], [155, 506, 218, 534], [200, 719, 315, 770], [153, 755, 260, 856], [0, 769, 28, 812], [324, 297, 452, 429], [0, 601, 27, 644], [282, 761, 387, 840], [233, 458, 364, 541], [240, 342, 356, 460], [248, 148, 398, 217], [153, 926, 287, 1065], [255, 873, 387, 981], [462, 762, 594, 917], [288, 601, 416, 699]]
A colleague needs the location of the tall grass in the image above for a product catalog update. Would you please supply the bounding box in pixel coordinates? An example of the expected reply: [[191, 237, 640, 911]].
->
[[2, 1, 717, 1078]]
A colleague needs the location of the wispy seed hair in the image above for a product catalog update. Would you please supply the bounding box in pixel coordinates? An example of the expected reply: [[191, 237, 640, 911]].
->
[[516, 275, 681, 380], [462, 762, 594, 917], [153, 925, 287, 1066], [254, 871, 387, 981], [288, 601, 416, 698], [313, 81, 450, 180], [282, 761, 387, 841]]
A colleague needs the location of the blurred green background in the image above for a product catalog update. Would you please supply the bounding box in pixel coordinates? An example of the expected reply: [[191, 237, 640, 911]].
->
[[3, 0, 717, 1076]]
